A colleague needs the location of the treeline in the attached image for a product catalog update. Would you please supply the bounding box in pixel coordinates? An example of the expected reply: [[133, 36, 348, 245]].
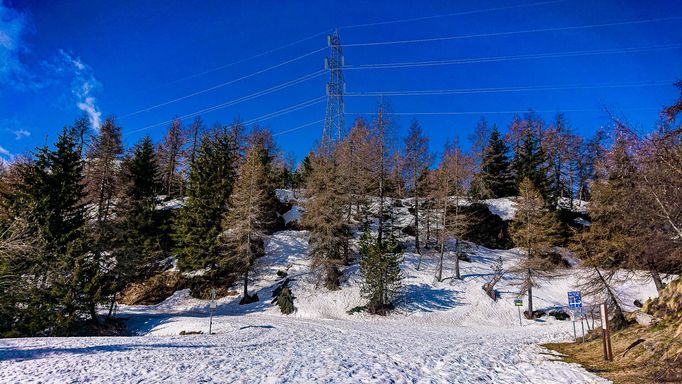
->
[[0, 118, 292, 336], [1, 83, 681, 334], [300, 85, 682, 318]]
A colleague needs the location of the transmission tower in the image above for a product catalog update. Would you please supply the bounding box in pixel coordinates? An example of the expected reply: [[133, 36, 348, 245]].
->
[[322, 30, 345, 155]]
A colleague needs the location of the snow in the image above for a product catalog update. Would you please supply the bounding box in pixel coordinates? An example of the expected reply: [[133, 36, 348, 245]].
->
[[483, 197, 518, 221], [155, 197, 186, 210], [558, 197, 589, 214], [275, 188, 300, 204], [282, 206, 303, 225], [0, 191, 658, 383]]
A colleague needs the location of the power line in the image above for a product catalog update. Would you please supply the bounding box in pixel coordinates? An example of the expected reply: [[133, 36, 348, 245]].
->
[[344, 16, 682, 47], [127, 96, 323, 137], [345, 107, 660, 116], [125, 71, 325, 135], [150, 1, 566, 87], [241, 96, 325, 126], [338, 0, 567, 30], [273, 119, 325, 137], [121, 47, 326, 118], [344, 44, 681, 70], [165, 32, 331, 85], [344, 80, 673, 97]]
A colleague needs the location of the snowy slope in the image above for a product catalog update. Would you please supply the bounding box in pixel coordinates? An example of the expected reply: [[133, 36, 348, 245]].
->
[[0, 192, 658, 383]]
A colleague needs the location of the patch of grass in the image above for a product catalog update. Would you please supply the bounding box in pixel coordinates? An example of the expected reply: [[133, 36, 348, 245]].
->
[[543, 320, 682, 384]]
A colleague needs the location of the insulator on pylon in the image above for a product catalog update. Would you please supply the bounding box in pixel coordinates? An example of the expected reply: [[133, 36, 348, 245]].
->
[[324, 58, 328, 70], [341, 56, 344, 67], [343, 83, 346, 93], [326, 84, 330, 96], [327, 35, 331, 47]]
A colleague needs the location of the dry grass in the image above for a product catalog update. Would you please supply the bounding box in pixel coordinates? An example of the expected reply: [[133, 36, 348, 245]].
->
[[544, 320, 682, 383]]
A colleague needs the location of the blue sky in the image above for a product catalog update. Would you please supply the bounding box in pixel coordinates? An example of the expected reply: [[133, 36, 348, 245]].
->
[[1, 0, 681, 161]]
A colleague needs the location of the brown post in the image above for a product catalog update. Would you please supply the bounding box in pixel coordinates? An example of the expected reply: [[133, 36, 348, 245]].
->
[[600, 303, 613, 361]]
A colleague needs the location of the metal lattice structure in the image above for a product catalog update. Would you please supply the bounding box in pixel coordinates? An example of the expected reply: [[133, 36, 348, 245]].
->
[[322, 30, 345, 155]]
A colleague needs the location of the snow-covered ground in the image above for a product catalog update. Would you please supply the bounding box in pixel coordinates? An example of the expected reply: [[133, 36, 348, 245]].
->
[[0, 193, 657, 383]]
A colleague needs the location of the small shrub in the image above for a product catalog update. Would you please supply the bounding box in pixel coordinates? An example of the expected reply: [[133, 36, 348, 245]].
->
[[179, 330, 203, 335], [271, 279, 296, 314], [347, 305, 367, 315]]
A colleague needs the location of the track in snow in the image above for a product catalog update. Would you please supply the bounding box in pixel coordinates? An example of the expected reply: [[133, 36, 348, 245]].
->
[[0, 314, 607, 383]]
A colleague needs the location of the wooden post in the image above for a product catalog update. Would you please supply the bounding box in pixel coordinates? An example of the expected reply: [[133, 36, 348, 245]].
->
[[600, 303, 613, 361]]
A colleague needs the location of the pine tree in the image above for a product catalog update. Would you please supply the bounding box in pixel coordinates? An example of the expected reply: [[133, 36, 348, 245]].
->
[[115, 137, 164, 289], [219, 146, 273, 304], [513, 126, 550, 201], [21, 127, 96, 333], [174, 128, 238, 272], [359, 228, 402, 315], [509, 178, 562, 318], [480, 125, 516, 198]]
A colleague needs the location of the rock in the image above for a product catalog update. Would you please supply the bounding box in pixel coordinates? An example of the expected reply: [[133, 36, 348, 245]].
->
[[548, 310, 570, 321], [634, 299, 644, 308], [635, 311, 657, 327]]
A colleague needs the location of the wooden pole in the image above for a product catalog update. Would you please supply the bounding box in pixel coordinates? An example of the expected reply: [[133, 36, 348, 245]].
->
[[600, 303, 613, 361]]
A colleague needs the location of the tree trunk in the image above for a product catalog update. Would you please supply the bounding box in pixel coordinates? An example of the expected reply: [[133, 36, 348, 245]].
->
[[527, 269, 534, 318], [650, 267, 665, 292], [89, 301, 100, 325], [243, 270, 249, 298], [594, 267, 627, 329], [454, 239, 461, 280], [414, 194, 420, 255]]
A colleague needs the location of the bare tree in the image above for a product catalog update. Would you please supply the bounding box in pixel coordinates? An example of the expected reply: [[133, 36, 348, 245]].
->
[[509, 178, 562, 318], [435, 139, 472, 281], [157, 118, 186, 197], [402, 119, 432, 256], [220, 145, 273, 304]]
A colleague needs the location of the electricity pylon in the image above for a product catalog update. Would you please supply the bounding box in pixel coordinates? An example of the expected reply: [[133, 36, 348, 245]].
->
[[322, 30, 345, 156]]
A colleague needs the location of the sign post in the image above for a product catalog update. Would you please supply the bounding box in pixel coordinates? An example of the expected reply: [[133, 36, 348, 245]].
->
[[209, 288, 216, 335], [514, 298, 523, 326], [568, 291, 583, 342], [600, 303, 613, 361]]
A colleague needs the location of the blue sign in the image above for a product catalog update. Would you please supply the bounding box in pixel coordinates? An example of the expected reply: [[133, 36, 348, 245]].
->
[[568, 291, 582, 309]]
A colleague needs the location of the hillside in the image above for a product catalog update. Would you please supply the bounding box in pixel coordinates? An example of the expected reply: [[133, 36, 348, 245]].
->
[[0, 192, 660, 383]]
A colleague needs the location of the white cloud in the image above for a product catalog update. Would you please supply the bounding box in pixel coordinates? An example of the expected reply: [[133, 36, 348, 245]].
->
[[2, 117, 31, 140], [0, 2, 103, 126], [0, 145, 10, 157], [58, 49, 102, 129], [0, 1, 40, 90], [12, 128, 30, 139]]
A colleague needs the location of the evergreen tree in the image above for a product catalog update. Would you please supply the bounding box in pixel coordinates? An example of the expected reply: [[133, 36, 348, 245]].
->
[[513, 127, 550, 201], [115, 137, 164, 289], [174, 128, 238, 271], [22, 127, 96, 333], [480, 125, 516, 198], [358, 228, 402, 315], [219, 146, 273, 304], [509, 178, 562, 318]]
